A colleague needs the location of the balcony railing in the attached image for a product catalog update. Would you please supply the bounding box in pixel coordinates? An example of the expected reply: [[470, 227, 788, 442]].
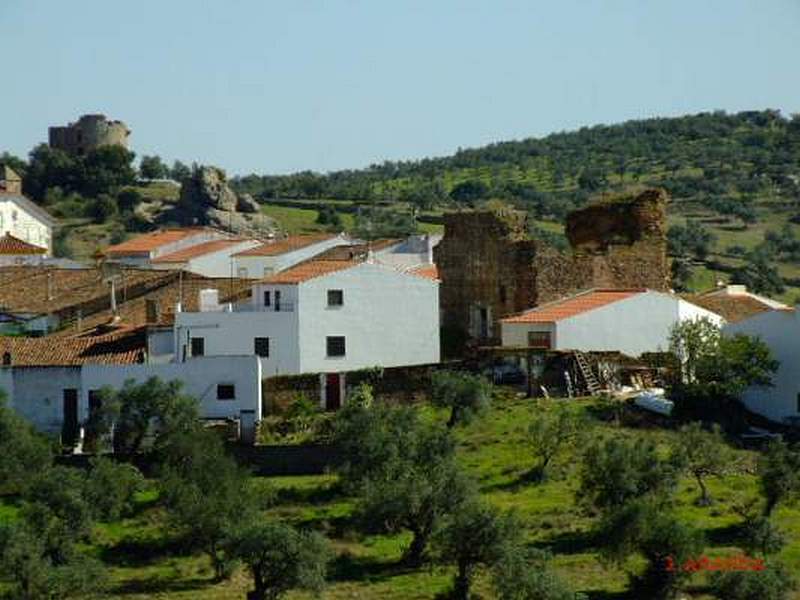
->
[[236, 302, 296, 313]]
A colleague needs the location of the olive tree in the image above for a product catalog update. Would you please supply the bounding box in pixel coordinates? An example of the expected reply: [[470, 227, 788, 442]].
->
[[675, 422, 734, 506], [430, 370, 492, 428], [226, 520, 331, 600], [528, 404, 586, 481]]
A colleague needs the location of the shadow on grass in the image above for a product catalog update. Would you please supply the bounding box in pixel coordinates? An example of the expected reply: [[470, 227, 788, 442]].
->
[[702, 522, 743, 546], [112, 574, 211, 596], [100, 532, 190, 568], [329, 552, 418, 584], [274, 481, 344, 506], [581, 590, 630, 600], [532, 528, 600, 555]]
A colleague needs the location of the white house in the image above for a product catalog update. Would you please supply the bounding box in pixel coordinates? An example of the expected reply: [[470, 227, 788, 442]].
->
[[372, 234, 441, 270], [0, 166, 57, 255], [0, 331, 262, 442], [105, 227, 236, 267], [0, 233, 47, 267], [149, 238, 261, 277], [725, 307, 799, 423], [174, 259, 441, 408], [500, 288, 724, 356], [231, 233, 349, 279]]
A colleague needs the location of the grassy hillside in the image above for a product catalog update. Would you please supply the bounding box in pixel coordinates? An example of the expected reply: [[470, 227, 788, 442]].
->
[[232, 109, 800, 299], [3, 392, 798, 599]]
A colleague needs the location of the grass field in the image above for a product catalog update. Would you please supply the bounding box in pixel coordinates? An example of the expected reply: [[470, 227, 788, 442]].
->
[[3, 392, 798, 599]]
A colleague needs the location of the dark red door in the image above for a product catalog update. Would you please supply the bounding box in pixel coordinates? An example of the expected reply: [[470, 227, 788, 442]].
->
[[325, 373, 341, 410]]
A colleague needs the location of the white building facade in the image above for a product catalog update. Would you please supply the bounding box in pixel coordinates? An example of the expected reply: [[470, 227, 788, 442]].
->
[[231, 234, 349, 279], [174, 260, 440, 407], [0, 194, 56, 255], [725, 308, 799, 423], [0, 357, 262, 438], [501, 289, 725, 356]]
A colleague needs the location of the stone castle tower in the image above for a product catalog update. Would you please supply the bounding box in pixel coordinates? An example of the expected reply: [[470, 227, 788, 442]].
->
[[48, 114, 130, 156]]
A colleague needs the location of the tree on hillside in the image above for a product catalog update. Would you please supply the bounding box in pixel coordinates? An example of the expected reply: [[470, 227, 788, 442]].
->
[[170, 160, 191, 182], [89, 377, 199, 454], [333, 397, 473, 565], [668, 318, 778, 413], [430, 370, 492, 428], [667, 221, 716, 261], [758, 439, 800, 517], [160, 428, 265, 579], [674, 422, 733, 506], [139, 155, 169, 180], [600, 499, 705, 599], [528, 404, 586, 481], [449, 179, 489, 204], [24, 144, 78, 201], [0, 389, 52, 495], [731, 252, 786, 296], [0, 151, 27, 177], [492, 547, 584, 600], [81, 146, 137, 197], [225, 520, 331, 600], [578, 436, 685, 515]]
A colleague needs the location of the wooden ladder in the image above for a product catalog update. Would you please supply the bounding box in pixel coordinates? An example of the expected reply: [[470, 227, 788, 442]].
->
[[574, 351, 602, 395]]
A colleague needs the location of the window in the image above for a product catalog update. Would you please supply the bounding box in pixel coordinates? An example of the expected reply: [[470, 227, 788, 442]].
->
[[254, 337, 270, 357], [263, 290, 271, 307], [499, 285, 507, 304], [190, 337, 205, 357], [527, 331, 552, 349], [275, 290, 282, 311], [88, 390, 102, 417], [327, 289, 344, 307], [217, 384, 235, 400], [326, 336, 346, 357]]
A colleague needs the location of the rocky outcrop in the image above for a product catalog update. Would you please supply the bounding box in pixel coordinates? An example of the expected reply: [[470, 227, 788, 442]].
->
[[169, 166, 276, 236], [236, 193, 260, 214]]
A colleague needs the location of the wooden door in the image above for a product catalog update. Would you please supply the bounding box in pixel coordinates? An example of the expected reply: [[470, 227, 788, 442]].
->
[[325, 373, 341, 411]]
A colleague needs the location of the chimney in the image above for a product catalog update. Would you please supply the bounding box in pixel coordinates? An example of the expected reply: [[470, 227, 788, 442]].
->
[[199, 288, 220, 312]]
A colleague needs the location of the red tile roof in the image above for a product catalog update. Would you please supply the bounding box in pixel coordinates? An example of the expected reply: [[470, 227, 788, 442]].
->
[[151, 239, 249, 263], [0, 233, 46, 255], [0, 328, 146, 366], [410, 264, 439, 281], [105, 228, 214, 256], [233, 234, 336, 257], [502, 289, 645, 324], [262, 260, 359, 284], [687, 294, 772, 323]]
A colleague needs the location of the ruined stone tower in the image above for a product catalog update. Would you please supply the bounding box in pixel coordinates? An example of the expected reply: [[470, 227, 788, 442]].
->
[[49, 114, 130, 156], [434, 188, 670, 344]]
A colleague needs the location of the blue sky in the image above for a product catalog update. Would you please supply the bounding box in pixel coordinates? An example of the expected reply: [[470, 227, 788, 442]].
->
[[2, 1, 798, 175]]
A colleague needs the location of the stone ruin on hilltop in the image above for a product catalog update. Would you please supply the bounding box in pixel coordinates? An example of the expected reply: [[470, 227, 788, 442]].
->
[[434, 188, 670, 344]]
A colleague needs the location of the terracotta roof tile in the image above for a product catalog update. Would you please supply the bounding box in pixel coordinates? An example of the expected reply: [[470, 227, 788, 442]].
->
[[151, 239, 249, 263], [233, 234, 336, 257], [0, 233, 46, 255], [262, 260, 359, 284], [410, 264, 439, 281], [0, 328, 146, 366], [688, 294, 773, 323], [105, 228, 213, 256], [502, 289, 645, 324]]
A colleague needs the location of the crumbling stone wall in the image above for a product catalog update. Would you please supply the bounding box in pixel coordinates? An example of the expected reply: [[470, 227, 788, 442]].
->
[[435, 188, 670, 345]]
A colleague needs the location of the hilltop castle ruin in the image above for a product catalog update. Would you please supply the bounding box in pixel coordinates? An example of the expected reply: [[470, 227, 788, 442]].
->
[[49, 113, 130, 156]]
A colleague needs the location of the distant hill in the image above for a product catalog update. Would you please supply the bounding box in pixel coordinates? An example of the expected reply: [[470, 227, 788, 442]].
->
[[233, 109, 800, 300]]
